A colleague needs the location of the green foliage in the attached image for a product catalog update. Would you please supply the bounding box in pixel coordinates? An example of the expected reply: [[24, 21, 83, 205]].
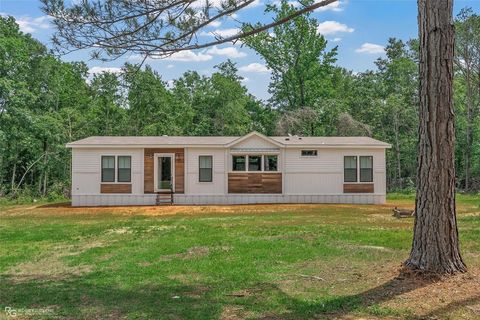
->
[[2, 6, 480, 197], [0, 17, 271, 199]]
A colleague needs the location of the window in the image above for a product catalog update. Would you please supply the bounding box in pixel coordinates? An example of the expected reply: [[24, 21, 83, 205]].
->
[[101, 156, 115, 182], [360, 156, 373, 182], [344, 156, 357, 182], [248, 155, 262, 171], [232, 156, 246, 171], [264, 155, 278, 171], [118, 156, 131, 182], [301, 150, 318, 157], [199, 156, 213, 182]]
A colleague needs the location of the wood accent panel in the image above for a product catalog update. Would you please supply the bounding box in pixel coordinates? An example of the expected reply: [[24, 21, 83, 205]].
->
[[101, 184, 132, 194], [144, 148, 184, 194], [343, 183, 374, 193], [228, 172, 282, 194]]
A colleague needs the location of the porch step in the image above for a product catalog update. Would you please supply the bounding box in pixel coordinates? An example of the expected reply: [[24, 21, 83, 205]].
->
[[156, 192, 173, 205]]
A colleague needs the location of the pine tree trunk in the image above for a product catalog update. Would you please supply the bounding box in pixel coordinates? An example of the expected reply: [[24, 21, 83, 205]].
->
[[405, 0, 467, 274]]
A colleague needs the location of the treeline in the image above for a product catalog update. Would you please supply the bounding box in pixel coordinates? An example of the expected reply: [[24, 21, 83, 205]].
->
[[1, 3, 479, 200]]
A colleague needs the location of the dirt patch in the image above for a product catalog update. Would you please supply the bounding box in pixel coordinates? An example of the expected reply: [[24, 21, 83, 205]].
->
[[275, 256, 480, 319], [7, 258, 92, 282], [5, 241, 106, 282], [0, 203, 403, 218], [220, 305, 255, 320], [379, 268, 480, 319], [138, 246, 232, 266]]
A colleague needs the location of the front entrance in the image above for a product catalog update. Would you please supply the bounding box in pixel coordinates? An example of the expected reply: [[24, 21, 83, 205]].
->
[[154, 153, 175, 192]]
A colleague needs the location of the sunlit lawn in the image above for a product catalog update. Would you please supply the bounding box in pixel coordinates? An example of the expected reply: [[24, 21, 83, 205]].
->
[[0, 195, 479, 319]]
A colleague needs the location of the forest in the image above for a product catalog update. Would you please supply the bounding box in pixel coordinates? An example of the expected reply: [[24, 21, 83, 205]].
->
[[1, 3, 480, 201]]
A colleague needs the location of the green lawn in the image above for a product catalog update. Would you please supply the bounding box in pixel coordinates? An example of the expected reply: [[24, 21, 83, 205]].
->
[[1, 196, 479, 319]]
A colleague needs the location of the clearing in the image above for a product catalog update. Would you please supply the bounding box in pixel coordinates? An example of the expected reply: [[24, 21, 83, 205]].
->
[[0, 194, 479, 319]]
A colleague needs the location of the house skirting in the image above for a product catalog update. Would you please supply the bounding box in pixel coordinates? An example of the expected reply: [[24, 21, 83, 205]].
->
[[71, 194, 386, 206]]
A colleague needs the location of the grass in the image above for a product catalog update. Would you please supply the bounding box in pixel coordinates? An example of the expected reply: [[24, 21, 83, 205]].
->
[[0, 197, 479, 319]]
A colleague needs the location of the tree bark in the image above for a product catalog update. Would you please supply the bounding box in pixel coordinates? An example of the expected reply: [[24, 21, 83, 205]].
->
[[405, 0, 466, 274]]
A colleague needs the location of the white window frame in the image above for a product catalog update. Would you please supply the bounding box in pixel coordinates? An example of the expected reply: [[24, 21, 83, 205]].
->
[[231, 154, 280, 172], [154, 153, 175, 192], [343, 155, 374, 183], [198, 155, 213, 183], [100, 155, 132, 184]]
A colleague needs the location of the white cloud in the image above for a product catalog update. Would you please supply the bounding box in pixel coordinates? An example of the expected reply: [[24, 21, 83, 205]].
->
[[88, 67, 122, 75], [5, 15, 51, 33], [206, 46, 247, 58], [355, 43, 385, 54], [331, 37, 342, 42], [316, 0, 344, 12], [239, 63, 269, 73], [200, 28, 240, 38], [166, 64, 174, 69], [241, 77, 250, 83], [128, 50, 213, 62], [165, 50, 213, 62], [193, 0, 259, 9], [317, 21, 354, 35]]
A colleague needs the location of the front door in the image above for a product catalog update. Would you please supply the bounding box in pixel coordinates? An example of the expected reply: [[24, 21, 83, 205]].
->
[[155, 154, 174, 191]]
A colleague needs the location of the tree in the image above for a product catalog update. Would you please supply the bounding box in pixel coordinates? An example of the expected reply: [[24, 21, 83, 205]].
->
[[454, 8, 480, 190], [41, 0, 337, 60], [404, 0, 466, 274], [375, 38, 418, 189], [243, 0, 337, 112], [171, 61, 260, 136], [123, 64, 190, 136]]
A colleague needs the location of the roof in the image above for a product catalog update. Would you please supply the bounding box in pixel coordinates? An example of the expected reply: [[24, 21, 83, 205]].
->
[[67, 133, 391, 148], [270, 136, 391, 147]]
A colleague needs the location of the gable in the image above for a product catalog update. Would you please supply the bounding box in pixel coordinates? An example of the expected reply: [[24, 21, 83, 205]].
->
[[231, 135, 280, 149]]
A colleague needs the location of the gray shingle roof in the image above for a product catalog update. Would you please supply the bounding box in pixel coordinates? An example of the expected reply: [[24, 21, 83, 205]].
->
[[67, 135, 391, 148]]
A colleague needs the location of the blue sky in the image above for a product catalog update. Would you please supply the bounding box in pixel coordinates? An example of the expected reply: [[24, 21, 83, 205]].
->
[[2, 0, 480, 100]]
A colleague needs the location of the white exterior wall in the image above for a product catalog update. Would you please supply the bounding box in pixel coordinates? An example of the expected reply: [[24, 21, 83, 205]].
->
[[71, 148, 144, 196], [70, 142, 388, 206], [185, 147, 226, 195], [283, 148, 386, 195], [232, 135, 280, 149]]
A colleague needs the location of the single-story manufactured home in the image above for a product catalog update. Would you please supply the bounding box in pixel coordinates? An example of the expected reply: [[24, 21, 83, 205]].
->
[[66, 131, 391, 206]]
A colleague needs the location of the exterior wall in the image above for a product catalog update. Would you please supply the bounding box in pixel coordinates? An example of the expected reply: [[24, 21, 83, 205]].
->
[[71, 193, 385, 206], [283, 148, 386, 195], [184, 147, 226, 195], [232, 135, 280, 149], [71, 148, 144, 196], [228, 172, 282, 193], [70, 143, 387, 206], [144, 148, 184, 193], [100, 184, 132, 194]]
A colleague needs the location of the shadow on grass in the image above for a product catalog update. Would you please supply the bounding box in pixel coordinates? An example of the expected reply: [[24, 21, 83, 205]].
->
[[0, 273, 221, 319], [1, 269, 478, 319]]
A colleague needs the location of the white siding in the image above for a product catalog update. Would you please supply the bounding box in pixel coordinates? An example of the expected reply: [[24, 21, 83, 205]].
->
[[185, 147, 226, 195], [71, 148, 144, 195], [70, 144, 388, 206], [284, 148, 386, 195], [231, 135, 279, 149], [72, 194, 386, 206]]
